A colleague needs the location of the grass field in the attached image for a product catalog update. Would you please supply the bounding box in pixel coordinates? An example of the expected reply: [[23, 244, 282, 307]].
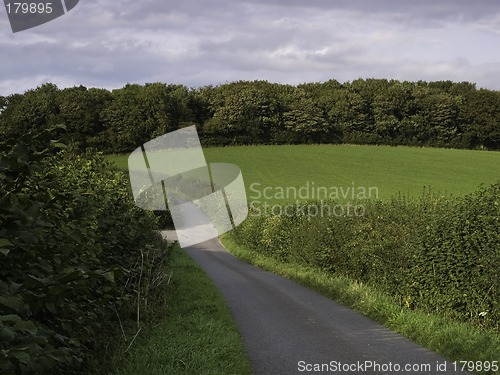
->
[[107, 144, 500, 203], [106, 145, 500, 374]]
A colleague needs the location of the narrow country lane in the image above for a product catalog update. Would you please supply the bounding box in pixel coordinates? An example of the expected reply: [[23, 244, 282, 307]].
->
[[163, 232, 470, 375]]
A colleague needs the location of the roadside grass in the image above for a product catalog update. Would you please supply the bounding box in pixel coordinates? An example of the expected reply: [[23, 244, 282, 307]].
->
[[220, 235, 500, 375], [106, 244, 252, 375], [107, 144, 500, 203]]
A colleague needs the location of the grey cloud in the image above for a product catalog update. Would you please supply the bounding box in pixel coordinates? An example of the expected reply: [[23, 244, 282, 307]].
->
[[241, 0, 500, 22], [1, 0, 500, 95]]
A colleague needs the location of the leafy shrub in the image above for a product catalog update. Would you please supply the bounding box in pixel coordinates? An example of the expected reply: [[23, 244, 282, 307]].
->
[[0, 127, 170, 374], [409, 184, 500, 329], [232, 187, 500, 332]]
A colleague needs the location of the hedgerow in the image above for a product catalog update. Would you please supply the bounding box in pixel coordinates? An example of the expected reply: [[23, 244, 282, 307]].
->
[[0, 127, 169, 374], [232, 188, 499, 332]]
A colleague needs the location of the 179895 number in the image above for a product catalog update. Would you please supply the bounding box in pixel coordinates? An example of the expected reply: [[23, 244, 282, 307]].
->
[[6, 2, 53, 14]]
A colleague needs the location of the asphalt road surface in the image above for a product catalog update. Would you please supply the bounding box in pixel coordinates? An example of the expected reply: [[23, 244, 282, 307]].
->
[[168, 233, 470, 375]]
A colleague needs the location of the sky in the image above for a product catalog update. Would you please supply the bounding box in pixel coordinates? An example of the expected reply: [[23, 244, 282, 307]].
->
[[1, 0, 500, 96]]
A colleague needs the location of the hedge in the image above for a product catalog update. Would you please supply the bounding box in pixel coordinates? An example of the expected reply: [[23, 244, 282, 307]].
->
[[232, 188, 499, 332], [0, 127, 169, 374]]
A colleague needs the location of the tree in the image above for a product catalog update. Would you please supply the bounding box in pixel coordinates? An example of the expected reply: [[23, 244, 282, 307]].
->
[[372, 82, 417, 144], [98, 83, 184, 153], [1, 78, 499, 151], [57, 86, 112, 148], [418, 92, 463, 147], [0, 83, 60, 139], [283, 90, 331, 144], [202, 81, 277, 145], [329, 88, 374, 144], [466, 89, 500, 149]]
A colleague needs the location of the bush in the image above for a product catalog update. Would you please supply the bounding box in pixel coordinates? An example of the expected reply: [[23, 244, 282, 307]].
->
[[232, 187, 500, 332], [0, 127, 170, 374], [409, 184, 500, 329]]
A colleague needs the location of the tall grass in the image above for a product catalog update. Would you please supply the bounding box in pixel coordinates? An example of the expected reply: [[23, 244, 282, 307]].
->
[[106, 245, 252, 375]]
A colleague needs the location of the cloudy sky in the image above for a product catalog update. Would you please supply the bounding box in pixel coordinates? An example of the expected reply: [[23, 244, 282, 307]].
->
[[1, 0, 500, 96]]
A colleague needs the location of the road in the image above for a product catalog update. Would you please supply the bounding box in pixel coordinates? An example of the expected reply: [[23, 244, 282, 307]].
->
[[163, 232, 469, 375]]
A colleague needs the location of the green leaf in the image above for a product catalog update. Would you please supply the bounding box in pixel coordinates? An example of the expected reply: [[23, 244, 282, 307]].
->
[[53, 334, 67, 346], [18, 231, 37, 244], [0, 327, 16, 342], [55, 270, 84, 283], [0, 248, 10, 256], [0, 296, 24, 313], [0, 238, 12, 248], [24, 274, 48, 289], [102, 271, 115, 283], [0, 239, 11, 255], [45, 302, 57, 314], [68, 337, 81, 347], [8, 349, 30, 364], [50, 141, 67, 149], [0, 314, 22, 325], [14, 319, 37, 335]]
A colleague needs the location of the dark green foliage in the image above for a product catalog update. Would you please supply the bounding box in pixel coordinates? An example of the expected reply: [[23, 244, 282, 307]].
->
[[0, 84, 60, 139], [56, 86, 112, 149], [410, 184, 500, 329], [0, 127, 169, 374], [2, 79, 500, 152], [98, 83, 169, 153], [232, 186, 500, 332], [201, 81, 280, 145]]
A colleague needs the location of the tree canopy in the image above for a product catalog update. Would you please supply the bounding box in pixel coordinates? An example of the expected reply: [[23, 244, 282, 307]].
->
[[1, 78, 500, 152]]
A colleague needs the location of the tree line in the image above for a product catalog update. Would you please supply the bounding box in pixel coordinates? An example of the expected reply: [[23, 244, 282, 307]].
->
[[1, 78, 500, 152]]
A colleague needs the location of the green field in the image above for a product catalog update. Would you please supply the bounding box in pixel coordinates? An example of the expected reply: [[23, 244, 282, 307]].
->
[[106, 145, 500, 374], [107, 144, 500, 204]]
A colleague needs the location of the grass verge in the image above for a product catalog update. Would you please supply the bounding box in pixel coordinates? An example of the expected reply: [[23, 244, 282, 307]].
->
[[105, 244, 253, 375], [220, 234, 500, 375]]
